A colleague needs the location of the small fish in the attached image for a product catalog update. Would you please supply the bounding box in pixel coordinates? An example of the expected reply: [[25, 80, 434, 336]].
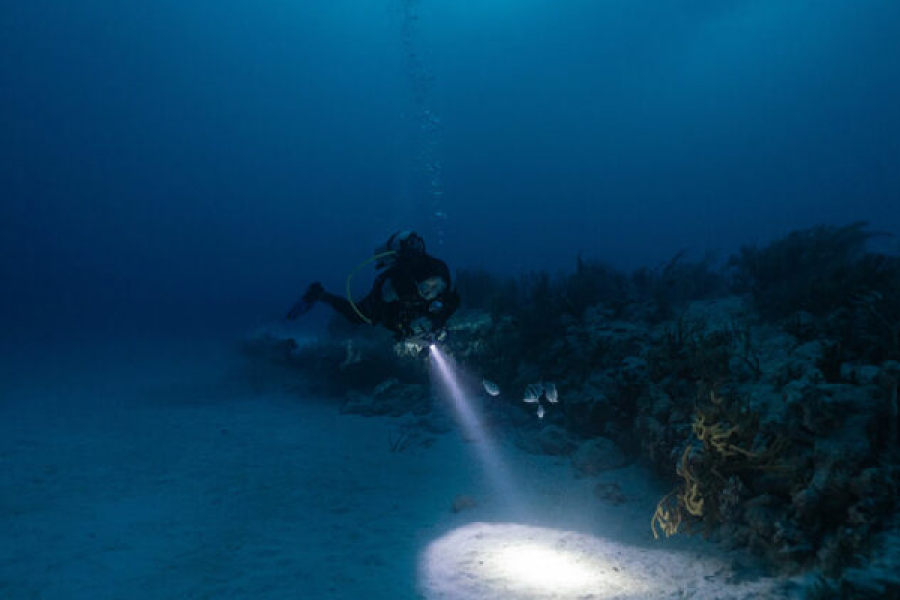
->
[[537, 404, 545, 419], [523, 389, 539, 403], [482, 379, 500, 397], [545, 382, 558, 403], [526, 383, 544, 401]]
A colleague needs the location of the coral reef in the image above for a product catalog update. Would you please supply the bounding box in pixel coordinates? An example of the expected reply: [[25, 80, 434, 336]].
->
[[243, 223, 900, 588]]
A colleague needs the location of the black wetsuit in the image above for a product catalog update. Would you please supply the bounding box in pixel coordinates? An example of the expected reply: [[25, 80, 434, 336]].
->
[[319, 254, 459, 338]]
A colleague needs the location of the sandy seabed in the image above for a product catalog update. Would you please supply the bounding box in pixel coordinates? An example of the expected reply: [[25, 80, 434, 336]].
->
[[0, 347, 797, 599]]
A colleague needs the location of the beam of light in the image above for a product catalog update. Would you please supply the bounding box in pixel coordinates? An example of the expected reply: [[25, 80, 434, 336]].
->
[[420, 523, 788, 600], [429, 345, 521, 511]]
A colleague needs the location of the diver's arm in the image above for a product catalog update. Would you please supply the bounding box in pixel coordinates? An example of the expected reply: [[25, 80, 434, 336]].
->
[[430, 287, 460, 329]]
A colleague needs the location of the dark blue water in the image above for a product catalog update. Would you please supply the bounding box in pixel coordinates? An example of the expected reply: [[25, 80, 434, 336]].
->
[[2, 4, 900, 598], [2, 0, 899, 340]]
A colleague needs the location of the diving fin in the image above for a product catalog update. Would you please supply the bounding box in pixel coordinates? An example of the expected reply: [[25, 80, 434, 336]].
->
[[286, 282, 324, 320], [286, 298, 314, 320]]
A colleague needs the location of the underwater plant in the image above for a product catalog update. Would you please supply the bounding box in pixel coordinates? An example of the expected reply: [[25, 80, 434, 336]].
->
[[646, 317, 732, 387], [651, 390, 790, 540], [631, 249, 725, 322], [727, 222, 892, 321], [388, 426, 432, 453], [455, 268, 509, 314], [560, 255, 630, 319], [845, 274, 900, 362]]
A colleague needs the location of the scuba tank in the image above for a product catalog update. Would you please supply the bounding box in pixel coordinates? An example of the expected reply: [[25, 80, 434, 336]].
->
[[374, 231, 426, 269], [346, 230, 427, 325]]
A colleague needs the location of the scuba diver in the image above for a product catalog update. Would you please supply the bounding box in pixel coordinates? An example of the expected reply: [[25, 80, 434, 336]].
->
[[287, 231, 460, 344]]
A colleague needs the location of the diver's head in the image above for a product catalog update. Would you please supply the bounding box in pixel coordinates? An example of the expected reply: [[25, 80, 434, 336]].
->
[[398, 231, 426, 257], [417, 276, 447, 300], [375, 231, 426, 269]]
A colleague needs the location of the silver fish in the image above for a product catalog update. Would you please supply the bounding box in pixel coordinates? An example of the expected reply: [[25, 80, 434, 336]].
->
[[523, 388, 539, 403], [537, 404, 545, 419], [482, 379, 500, 397], [545, 382, 558, 403], [526, 383, 544, 401]]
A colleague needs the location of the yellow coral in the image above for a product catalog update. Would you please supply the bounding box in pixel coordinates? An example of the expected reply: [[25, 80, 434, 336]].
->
[[682, 482, 704, 516], [651, 490, 682, 539], [692, 412, 759, 460], [651, 390, 790, 540], [676, 445, 705, 517], [652, 446, 705, 540]]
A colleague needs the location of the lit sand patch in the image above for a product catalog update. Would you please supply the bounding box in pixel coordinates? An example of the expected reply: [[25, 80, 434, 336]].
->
[[420, 523, 786, 600]]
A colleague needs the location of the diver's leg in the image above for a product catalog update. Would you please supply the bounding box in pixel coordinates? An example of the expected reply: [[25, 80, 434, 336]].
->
[[319, 291, 370, 325], [286, 282, 324, 320]]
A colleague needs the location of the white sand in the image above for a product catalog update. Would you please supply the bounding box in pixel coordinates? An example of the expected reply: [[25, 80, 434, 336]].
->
[[0, 346, 796, 599]]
